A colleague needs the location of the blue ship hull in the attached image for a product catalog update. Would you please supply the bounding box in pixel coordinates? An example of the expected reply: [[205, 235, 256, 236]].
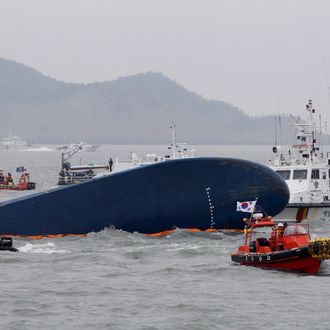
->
[[0, 158, 289, 237]]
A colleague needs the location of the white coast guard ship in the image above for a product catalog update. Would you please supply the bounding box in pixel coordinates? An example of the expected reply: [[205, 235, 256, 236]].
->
[[0, 135, 30, 150], [270, 100, 330, 222]]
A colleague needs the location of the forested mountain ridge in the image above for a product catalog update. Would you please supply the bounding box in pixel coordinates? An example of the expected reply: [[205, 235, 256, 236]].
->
[[0, 58, 292, 144]]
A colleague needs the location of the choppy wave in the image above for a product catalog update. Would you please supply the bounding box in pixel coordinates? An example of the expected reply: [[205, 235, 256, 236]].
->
[[18, 242, 68, 253]]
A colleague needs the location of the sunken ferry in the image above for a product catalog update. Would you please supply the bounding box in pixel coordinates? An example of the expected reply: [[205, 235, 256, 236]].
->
[[0, 156, 289, 238]]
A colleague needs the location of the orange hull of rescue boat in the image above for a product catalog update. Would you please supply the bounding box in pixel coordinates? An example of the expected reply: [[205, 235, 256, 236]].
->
[[231, 249, 321, 274], [252, 256, 321, 274], [0, 182, 35, 191], [231, 220, 323, 274]]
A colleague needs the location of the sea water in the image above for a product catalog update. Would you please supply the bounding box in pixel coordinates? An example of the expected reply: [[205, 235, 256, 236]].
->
[[0, 145, 330, 330]]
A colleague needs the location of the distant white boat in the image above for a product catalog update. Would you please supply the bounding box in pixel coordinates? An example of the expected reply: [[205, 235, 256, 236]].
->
[[56, 142, 101, 152], [0, 135, 30, 150], [113, 122, 195, 173], [128, 122, 195, 165]]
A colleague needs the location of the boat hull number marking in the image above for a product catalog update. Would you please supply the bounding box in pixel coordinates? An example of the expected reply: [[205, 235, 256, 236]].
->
[[244, 254, 271, 262]]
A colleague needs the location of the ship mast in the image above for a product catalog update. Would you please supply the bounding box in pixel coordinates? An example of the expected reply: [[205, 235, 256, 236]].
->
[[170, 122, 177, 159], [290, 99, 320, 164], [61, 143, 83, 171]]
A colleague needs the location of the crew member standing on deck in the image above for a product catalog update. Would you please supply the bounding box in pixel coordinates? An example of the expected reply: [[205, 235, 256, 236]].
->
[[109, 158, 114, 172]]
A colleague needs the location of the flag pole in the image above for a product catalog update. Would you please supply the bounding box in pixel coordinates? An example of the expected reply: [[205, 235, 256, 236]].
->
[[247, 197, 258, 227], [244, 198, 258, 246]]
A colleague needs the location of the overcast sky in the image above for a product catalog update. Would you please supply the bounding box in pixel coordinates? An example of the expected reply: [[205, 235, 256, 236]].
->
[[1, 0, 330, 124]]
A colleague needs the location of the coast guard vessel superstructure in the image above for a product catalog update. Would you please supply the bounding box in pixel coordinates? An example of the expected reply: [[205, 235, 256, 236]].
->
[[270, 100, 330, 222]]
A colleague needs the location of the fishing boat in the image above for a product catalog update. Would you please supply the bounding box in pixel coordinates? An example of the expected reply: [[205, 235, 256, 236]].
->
[[0, 157, 289, 238], [231, 213, 330, 274], [58, 163, 109, 185], [57, 144, 109, 185], [270, 100, 330, 222]]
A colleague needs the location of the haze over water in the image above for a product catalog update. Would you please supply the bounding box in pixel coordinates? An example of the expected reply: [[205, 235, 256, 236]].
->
[[1, 145, 330, 329]]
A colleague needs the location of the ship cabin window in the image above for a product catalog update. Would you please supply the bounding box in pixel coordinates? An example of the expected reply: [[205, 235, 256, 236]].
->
[[311, 169, 320, 180], [276, 170, 290, 180], [293, 170, 307, 180]]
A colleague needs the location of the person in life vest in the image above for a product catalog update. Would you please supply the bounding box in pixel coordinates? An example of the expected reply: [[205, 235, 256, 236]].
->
[[6, 173, 14, 188], [269, 222, 285, 251], [19, 172, 30, 184], [277, 222, 285, 236]]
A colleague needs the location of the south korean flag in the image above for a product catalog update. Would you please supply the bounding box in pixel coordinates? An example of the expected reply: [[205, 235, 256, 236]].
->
[[236, 201, 257, 213]]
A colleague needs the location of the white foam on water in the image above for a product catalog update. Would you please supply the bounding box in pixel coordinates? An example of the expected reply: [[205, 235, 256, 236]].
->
[[166, 243, 202, 252], [18, 242, 68, 254], [20, 147, 55, 152]]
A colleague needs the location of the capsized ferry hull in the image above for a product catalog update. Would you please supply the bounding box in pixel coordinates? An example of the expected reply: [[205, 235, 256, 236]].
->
[[0, 157, 289, 237]]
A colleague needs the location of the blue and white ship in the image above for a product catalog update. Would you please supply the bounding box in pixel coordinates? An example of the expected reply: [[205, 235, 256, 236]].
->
[[270, 100, 330, 222]]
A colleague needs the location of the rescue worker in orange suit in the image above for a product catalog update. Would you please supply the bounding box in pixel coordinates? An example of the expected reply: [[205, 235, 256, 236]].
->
[[276, 223, 285, 250], [19, 172, 30, 185], [270, 223, 284, 251]]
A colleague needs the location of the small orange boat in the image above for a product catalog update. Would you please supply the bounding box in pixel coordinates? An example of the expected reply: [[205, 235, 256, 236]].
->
[[231, 215, 330, 274], [0, 173, 36, 191]]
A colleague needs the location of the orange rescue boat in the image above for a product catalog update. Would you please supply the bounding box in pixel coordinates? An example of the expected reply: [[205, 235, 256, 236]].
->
[[0, 172, 36, 191], [231, 215, 330, 274]]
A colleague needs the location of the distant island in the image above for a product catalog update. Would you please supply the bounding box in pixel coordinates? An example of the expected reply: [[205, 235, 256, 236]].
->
[[0, 57, 297, 144]]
